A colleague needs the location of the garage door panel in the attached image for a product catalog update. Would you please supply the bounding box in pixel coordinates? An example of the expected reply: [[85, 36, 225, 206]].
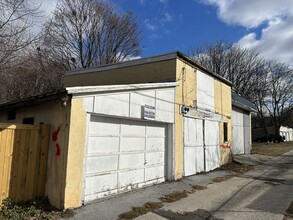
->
[[118, 169, 145, 188], [205, 121, 219, 146], [119, 153, 144, 170], [145, 166, 164, 181], [146, 138, 165, 151], [205, 121, 220, 172], [121, 124, 146, 135], [88, 137, 119, 154], [120, 137, 145, 152], [184, 147, 196, 176], [205, 146, 220, 171], [86, 155, 118, 174], [146, 126, 165, 136], [195, 148, 205, 173], [89, 119, 120, 135], [146, 152, 164, 165], [85, 173, 118, 196]]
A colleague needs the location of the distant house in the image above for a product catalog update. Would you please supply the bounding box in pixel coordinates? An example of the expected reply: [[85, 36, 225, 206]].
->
[[0, 51, 234, 209], [280, 126, 293, 141], [232, 92, 257, 154]]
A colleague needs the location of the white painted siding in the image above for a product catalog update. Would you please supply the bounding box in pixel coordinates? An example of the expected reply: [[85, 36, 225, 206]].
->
[[84, 116, 167, 203], [197, 70, 215, 111], [81, 88, 175, 123], [280, 126, 293, 141], [232, 107, 245, 154]]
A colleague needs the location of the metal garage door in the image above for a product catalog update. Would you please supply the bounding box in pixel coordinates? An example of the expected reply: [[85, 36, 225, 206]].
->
[[184, 117, 220, 176], [83, 115, 167, 202]]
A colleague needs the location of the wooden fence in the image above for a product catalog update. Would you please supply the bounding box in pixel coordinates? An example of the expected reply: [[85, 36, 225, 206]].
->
[[0, 123, 50, 205]]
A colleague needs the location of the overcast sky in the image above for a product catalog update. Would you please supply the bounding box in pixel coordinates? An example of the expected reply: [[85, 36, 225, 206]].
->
[[38, 0, 293, 66]]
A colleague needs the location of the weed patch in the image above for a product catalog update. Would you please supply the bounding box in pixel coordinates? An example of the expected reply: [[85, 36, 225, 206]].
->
[[216, 161, 253, 174], [192, 185, 207, 191], [119, 202, 163, 219], [212, 175, 236, 183], [160, 191, 188, 203], [0, 197, 60, 220]]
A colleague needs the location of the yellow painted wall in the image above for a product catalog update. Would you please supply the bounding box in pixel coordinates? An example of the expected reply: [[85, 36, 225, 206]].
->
[[174, 59, 197, 179], [0, 100, 71, 209], [63, 98, 87, 209]]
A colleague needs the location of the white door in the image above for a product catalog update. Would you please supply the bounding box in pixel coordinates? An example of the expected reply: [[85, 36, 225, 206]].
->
[[184, 117, 205, 176], [204, 120, 220, 172], [184, 117, 220, 176], [84, 115, 167, 203]]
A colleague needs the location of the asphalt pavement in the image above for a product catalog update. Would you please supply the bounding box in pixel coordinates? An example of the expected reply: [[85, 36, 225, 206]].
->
[[65, 149, 293, 220]]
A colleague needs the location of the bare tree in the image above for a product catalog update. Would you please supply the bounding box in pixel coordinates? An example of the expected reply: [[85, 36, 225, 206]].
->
[[0, 46, 65, 104], [189, 41, 267, 98], [189, 41, 293, 135], [0, 0, 42, 70], [263, 61, 293, 133], [0, 0, 45, 103], [42, 0, 142, 70]]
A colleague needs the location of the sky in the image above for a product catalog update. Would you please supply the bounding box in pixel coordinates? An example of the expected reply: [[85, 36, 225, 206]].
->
[[40, 0, 293, 66]]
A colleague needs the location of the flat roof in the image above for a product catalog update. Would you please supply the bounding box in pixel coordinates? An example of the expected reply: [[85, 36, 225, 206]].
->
[[65, 51, 232, 86]]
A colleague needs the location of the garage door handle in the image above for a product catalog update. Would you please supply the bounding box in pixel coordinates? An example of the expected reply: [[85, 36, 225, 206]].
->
[[144, 160, 148, 165]]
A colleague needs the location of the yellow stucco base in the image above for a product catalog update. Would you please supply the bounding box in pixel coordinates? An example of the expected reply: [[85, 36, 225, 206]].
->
[[63, 98, 87, 209]]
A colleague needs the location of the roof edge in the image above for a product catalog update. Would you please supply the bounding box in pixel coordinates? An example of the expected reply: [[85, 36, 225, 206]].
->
[[67, 82, 179, 95], [65, 51, 232, 86], [0, 90, 67, 111]]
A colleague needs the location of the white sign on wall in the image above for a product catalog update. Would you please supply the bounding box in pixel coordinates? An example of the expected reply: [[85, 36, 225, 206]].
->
[[143, 105, 156, 120]]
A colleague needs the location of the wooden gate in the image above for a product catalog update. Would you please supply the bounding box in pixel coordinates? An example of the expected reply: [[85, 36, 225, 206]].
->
[[0, 123, 50, 204]]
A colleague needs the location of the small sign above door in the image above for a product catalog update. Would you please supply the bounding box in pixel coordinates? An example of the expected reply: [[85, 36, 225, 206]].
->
[[143, 105, 156, 120]]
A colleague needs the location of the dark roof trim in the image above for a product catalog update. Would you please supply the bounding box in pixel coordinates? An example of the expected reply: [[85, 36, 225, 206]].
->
[[232, 92, 257, 112], [0, 90, 67, 111], [65, 51, 232, 86]]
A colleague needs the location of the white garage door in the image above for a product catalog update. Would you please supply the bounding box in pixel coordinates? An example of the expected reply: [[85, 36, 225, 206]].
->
[[184, 117, 205, 175], [83, 115, 167, 202], [204, 120, 220, 172], [184, 117, 220, 176]]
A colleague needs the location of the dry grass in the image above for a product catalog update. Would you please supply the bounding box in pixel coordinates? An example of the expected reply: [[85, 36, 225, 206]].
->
[[212, 174, 236, 183], [216, 161, 254, 174], [160, 191, 188, 203], [119, 202, 163, 219], [192, 185, 207, 191], [252, 141, 293, 156]]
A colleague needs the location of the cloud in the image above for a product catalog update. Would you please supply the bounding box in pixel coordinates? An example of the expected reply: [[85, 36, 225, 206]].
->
[[163, 12, 172, 22], [144, 19, 158, 31], [201, 0, 293, 28], [159, 0, 168, 4], [238, 16, 293, 65], [200, 0, 293, 65], [140, 0, 146, 6]]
